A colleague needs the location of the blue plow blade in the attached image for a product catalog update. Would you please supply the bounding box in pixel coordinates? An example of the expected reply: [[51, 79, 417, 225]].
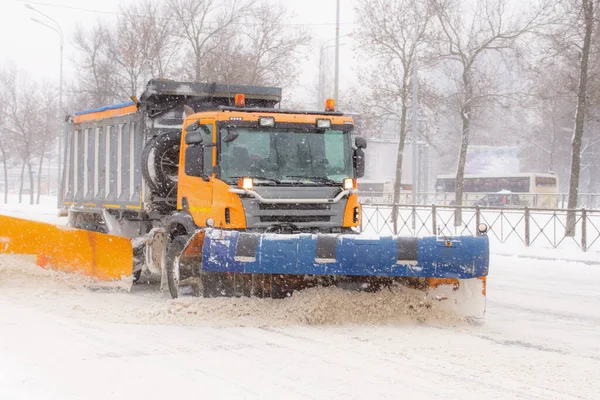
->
[[200, 230, 489, 279]]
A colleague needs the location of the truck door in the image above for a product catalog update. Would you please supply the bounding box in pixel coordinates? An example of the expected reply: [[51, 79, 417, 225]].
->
[[178, 120, 215, 227]]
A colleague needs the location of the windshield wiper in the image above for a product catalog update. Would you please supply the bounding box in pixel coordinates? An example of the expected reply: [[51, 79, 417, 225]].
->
[[229, 176, 281, 185], [284, 175, 339, 185]]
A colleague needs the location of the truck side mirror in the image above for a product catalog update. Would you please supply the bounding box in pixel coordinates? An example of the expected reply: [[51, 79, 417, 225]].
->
[[185, 121, 200, 132], [355, 136, 367, 149], [185, 145, 204, 178], [185, 131, 203, 145], [353, 148, 365, 178]]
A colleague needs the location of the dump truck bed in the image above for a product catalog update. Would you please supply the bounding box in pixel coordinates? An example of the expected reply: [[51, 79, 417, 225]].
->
[[61, 105, 144, 211]]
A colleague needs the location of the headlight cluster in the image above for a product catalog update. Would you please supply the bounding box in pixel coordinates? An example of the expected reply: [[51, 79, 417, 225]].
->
[[238, 177, 254, 190]]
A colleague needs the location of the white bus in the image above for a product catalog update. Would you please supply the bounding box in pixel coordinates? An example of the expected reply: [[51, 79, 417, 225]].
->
[[435, 173, 559, 208]]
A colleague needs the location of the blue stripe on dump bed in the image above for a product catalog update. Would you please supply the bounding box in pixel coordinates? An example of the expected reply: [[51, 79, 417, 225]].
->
[[74, 100, 136, 116], [200, 230, 489, 279]]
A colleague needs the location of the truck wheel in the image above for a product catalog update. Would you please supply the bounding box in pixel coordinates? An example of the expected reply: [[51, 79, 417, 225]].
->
[[165, 235, 190, 299], [141, 130, 181, 196]]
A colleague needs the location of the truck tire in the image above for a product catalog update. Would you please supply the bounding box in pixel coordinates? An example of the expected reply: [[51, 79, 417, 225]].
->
[[165, 235, 190, 299], [141, 130, 181, 196]]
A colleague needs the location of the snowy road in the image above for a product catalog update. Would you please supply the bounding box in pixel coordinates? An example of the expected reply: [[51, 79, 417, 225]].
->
[[1, 252, 599, 399]]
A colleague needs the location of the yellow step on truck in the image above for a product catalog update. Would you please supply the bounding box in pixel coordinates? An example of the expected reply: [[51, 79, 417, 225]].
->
[[2, 79, 489, 318]]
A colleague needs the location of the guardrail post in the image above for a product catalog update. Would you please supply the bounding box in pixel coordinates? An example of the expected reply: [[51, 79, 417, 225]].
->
[[392, 204, 398, 235], [582, 208, 587, 252], [411, 205, 416, 233], [432, 204, 437, 235], [475, 206, 481, 234], [524, 207, 530, 247], [360, 205, 364, 233]]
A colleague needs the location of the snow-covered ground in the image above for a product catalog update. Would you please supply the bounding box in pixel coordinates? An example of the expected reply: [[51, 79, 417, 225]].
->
[[1, 197, 599, 399], [0, 195, 66, 225]]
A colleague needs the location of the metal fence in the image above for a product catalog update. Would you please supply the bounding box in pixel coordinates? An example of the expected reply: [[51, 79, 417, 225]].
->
[[359, 192, 600, 210], [360, 204, 600, 252]]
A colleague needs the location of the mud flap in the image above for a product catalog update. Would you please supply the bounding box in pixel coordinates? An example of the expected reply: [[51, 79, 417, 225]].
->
[[0, 215, 133, 281]]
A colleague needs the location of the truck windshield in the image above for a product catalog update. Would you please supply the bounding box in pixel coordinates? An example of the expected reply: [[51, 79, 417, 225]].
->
[[219, 127, 353, 185]]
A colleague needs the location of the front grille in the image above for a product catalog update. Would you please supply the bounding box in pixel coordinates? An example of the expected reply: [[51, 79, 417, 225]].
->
[[260, 216, 331, 223], [258, 203, 331, 211]]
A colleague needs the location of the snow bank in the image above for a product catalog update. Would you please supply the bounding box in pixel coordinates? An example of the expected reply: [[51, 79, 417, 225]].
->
[[139, 285, 464, 327], [0, 195, 65, 225], [0, 254, 463, 328], [0, 254, 132, 292]]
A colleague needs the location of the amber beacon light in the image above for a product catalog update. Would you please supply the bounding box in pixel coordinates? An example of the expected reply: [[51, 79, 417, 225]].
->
[[235, 93, 245, 107], [325, 98, 335, 112]]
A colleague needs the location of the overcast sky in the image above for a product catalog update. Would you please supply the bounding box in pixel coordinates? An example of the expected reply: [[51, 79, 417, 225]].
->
[[0, 0, 360, 107]]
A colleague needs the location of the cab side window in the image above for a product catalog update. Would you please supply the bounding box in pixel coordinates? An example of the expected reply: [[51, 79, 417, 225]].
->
[[201, 124, 214, 176]]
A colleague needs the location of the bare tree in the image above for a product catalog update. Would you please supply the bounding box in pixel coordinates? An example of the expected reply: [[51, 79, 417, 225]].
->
[[125, 0, 181, 79], [69, 0, 309, 116], [71, 1, 180, 108], [0, 69, 40, 204], [203, 1, 310, 88], [108, 1, 180, 98], [566, 0, 596, 234], [0, 80, 12, 203], [355, 0, 437, 230], [167, 0, 253, 82], [34, 83, 57, 204], [241, 1, 310, 86], [107, 16, 148, 98], [520, 56, 576, 189], [72, 22, 119, 108], [430, 0, 558, 224], [0, 69, 7, 203]]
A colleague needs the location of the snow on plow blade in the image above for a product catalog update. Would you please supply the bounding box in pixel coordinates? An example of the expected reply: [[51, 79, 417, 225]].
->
[[0, 215, 132, 281]]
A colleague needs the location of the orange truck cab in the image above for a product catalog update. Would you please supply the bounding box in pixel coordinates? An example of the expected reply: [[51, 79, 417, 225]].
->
[[178, 106, 364, 233]]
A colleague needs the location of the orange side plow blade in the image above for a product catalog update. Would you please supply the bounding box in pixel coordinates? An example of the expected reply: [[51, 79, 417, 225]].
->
[[0, 215, 132, 281]]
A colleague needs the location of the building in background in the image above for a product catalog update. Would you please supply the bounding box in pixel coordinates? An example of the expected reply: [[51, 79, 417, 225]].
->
[[357, 138, 430, 202]]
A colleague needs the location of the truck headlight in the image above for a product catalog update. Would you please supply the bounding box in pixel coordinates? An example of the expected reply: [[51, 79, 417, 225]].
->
[[343, 178, 354, 190], [238, 177, 253, 190], [258, 117, 275, 127], [316, 119, 331, 129]]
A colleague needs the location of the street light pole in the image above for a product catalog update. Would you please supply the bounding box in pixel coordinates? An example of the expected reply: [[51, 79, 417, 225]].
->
[[26, 5, 63, 198], [334, 0, 340, 105], [411, 33, 419, 206], [318, 39, 336, 108], [318, 38, 346, 108]]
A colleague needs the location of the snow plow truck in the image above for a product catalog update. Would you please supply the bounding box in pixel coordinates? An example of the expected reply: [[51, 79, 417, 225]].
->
[[0, 79, 489, 317]]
